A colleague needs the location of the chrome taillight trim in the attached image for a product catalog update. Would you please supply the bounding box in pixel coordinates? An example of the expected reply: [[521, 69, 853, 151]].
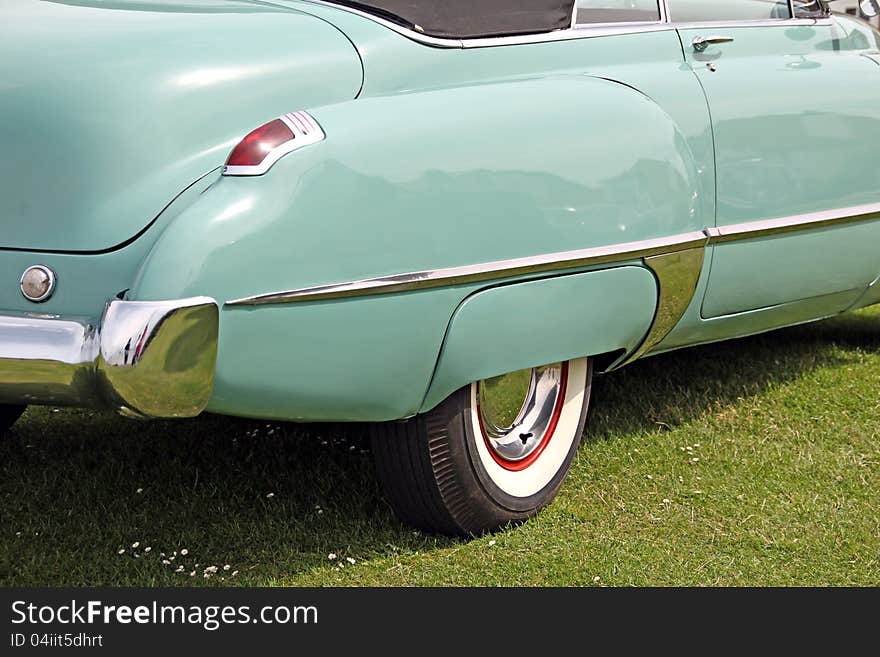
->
[[223, 111, 325, 177]]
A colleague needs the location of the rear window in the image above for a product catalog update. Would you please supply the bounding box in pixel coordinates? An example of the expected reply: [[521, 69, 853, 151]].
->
[[575, 0, 661, 25], [325, 1, 576, 38], [667, 0, 792, 22]]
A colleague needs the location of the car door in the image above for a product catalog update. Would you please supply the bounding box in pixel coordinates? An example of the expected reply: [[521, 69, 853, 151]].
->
[[670, 0, 880, 318]]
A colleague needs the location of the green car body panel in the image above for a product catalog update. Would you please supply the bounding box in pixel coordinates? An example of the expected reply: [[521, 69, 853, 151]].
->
[[420, 267, 658, 412], [676, 21, 880, 319], [0, 0, 363, 252], [133, 72, 698, 419], [1, 0, 879, 421]]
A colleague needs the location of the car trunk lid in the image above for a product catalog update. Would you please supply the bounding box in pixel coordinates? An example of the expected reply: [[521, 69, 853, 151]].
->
[[0, 0, 362, 252]]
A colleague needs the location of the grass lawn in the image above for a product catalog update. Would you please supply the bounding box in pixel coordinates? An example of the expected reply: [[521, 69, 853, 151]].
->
[[1, 307, 879, 587]]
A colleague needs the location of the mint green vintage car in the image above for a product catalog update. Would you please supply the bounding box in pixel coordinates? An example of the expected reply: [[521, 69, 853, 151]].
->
[[2, 0, 879, 535]]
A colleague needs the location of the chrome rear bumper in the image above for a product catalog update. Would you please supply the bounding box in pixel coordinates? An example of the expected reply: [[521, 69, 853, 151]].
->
[[0, 297, 218, 418]]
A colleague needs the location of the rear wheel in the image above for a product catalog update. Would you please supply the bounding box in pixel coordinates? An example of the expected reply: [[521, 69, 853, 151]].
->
[[371, 358, 592, 536], [0, 405, 26, 436]]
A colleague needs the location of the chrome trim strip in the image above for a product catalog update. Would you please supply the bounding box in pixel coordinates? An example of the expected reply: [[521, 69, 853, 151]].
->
[[461, 18, 831, 48], [295, 0, 829, 49], [227, 201, 880, 307], [0, 297, 219, 418], [462, 23, 673, 48], [707, 201, 880, 243], [571, 1, 666, 29], [612, 247, 705, 369], [225, 231, 708, 306], [671, 18, 832, 29]]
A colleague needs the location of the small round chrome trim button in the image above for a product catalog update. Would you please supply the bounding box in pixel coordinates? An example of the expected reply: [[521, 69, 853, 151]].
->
[[20, 265, 56, 303]]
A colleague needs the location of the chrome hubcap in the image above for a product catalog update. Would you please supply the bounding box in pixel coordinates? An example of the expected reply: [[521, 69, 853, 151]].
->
[[477, 363, 566, 464]]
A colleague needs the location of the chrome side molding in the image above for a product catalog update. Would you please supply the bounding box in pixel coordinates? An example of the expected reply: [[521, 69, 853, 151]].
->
[[227, 201, 880, 308], [226, 231, 708, 306], [0, 297, 218, 418], [706, 202, 880, 243]]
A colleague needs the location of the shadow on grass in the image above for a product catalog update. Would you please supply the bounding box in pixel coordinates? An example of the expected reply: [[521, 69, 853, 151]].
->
[[1, 309, 878, 585], [0, 410, 457, 585], [588, 308, 880, 438]]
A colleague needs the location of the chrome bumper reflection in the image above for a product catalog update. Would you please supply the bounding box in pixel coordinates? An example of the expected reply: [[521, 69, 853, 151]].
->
[[0, 297, 218, 418]]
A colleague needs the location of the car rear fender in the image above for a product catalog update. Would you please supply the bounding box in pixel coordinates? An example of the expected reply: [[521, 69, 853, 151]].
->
[[131, 76, 705, 420]]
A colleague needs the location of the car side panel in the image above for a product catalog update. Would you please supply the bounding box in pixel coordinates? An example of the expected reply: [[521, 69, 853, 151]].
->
[[209, 290, 467, 421], [132, 74, 704, 420], [136, 75, 704, 296], [289, 3, 716, 242], [703, 222, 880, 318], [678, 21, 880, 318], [656, 287, 864, 354], [850, 272, 880, 311]]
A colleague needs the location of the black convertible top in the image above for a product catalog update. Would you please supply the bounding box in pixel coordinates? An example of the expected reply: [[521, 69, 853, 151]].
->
[[326, 1, 576, 39]]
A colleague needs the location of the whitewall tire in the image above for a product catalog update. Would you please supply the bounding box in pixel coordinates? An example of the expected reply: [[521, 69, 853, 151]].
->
[[371, 358, 592, 535]]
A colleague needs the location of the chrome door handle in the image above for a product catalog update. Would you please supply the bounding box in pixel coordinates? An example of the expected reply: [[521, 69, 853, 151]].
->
[[692, 36, 735, 52]]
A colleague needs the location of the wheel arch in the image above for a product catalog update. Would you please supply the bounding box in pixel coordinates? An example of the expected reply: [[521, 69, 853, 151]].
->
[[419, 265, 659, 412]]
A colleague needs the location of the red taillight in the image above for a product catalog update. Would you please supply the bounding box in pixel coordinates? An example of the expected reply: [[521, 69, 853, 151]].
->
[[224, 111, 325, 177], [225, 119, 294, 167]]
